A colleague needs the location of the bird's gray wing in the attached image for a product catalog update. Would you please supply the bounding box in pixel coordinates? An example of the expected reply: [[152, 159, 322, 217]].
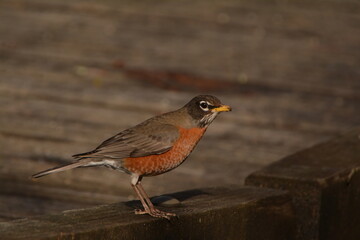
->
[[73, 123, 180, 160]]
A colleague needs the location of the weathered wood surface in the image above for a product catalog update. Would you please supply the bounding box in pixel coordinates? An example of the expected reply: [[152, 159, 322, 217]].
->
[[0, 0, 359, 221], [246, 129, 360, 240], [0, 187, 295, 240]]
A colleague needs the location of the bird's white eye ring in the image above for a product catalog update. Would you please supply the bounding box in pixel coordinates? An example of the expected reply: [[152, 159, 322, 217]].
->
[[199, 101, 209, 111]]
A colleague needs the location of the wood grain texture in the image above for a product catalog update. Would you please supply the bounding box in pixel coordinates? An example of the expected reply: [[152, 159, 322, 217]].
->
[[0, 187, 295, 240], [0, 0, 359, 221]]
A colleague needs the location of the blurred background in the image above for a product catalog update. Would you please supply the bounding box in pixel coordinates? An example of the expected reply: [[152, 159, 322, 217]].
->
[[0, 0, 359, 221]]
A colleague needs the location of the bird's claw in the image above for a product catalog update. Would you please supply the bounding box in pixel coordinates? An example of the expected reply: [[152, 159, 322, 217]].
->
[[135, 208, 176, 220]]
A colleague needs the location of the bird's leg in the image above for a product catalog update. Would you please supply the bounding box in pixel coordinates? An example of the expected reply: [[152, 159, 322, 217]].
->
[[131, 174, 175, 219], [137, 182, 176, 218], [131, 184, 151, 214], [131, 175, 152, 215]]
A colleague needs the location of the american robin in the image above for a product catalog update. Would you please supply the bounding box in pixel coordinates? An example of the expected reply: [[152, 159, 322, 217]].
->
[[32, 95, 231, 219]]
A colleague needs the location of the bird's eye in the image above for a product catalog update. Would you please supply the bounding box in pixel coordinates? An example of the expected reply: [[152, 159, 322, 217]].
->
[[199, 101, 209, 111]]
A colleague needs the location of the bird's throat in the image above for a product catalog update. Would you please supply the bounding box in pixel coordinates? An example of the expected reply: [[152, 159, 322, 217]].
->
[[198, 112, 219, 128]]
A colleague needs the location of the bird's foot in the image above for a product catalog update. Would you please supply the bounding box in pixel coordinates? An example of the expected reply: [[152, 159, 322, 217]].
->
[[135, 208, 176, 220]]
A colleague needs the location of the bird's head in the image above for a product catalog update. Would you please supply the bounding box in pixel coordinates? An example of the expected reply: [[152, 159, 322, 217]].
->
[[185, 95, 231, 128]]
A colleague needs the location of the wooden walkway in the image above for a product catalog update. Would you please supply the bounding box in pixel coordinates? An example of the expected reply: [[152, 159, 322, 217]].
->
[[0, 0, 359, 221]]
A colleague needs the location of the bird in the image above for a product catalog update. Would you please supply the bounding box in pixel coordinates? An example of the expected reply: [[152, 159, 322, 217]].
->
[[32, 95, 231, 219]]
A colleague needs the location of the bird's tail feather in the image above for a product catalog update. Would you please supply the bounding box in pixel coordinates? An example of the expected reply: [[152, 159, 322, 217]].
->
[[32, 161, 86, 179], [72, 149, 99, 160]]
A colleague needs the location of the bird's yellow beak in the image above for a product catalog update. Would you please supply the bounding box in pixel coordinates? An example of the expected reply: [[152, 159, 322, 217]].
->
[[212, 104, 232, 112]]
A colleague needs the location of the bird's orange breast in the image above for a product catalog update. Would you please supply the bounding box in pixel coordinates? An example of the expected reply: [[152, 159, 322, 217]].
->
[[123, 127, 206, 176]]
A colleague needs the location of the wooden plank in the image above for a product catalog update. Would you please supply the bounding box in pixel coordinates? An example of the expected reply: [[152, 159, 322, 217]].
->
[[0, 194, 96, 222], [246, 129, 360, 240], [0, 187, 295, 240], [0, 0, 359, 93], [1, 64, 358, 136]]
